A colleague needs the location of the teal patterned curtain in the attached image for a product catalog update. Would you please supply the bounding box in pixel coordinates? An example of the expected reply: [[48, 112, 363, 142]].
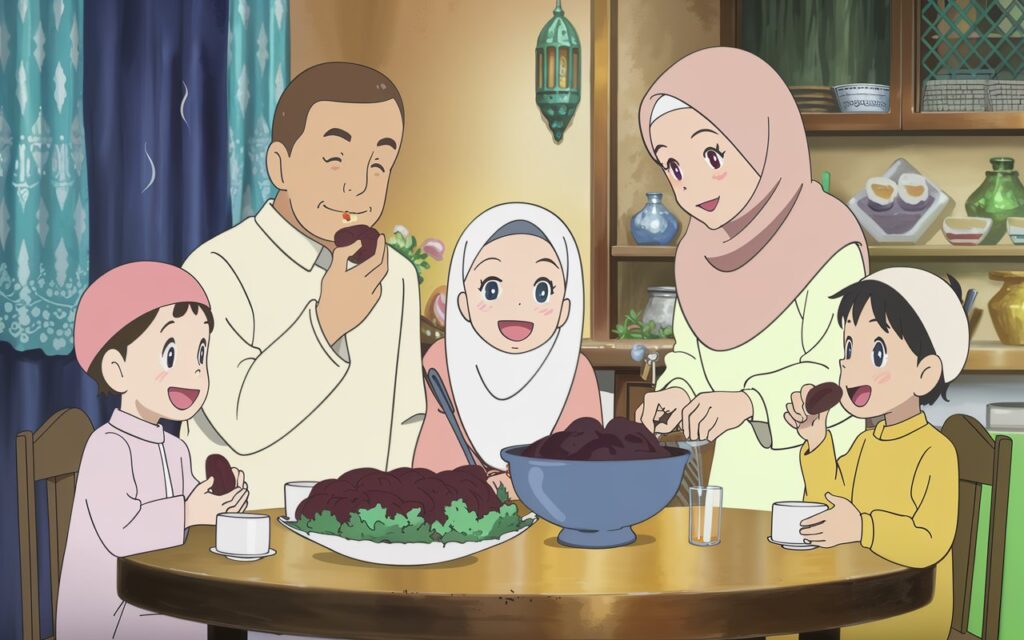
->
[[0, 0, 88, 355], [228, 0, 289, 223]]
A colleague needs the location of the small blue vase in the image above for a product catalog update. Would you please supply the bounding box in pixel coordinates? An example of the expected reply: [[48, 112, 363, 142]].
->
[[630, 192, 680, 245]]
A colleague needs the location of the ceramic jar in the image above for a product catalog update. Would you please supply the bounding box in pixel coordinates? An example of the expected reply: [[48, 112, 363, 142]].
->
[[641, 286, 677, 332], [989, 271, 1024, 345], [630, 193, 680, 246], [966, 157, 1024, 245]]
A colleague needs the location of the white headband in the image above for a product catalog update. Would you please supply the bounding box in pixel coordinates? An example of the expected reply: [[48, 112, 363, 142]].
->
[[861, 268, 970, 381], [650, 95, 690, 124]]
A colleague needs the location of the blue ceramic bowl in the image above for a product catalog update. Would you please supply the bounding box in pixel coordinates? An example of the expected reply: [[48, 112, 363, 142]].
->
[[500, 445, 690, 549]]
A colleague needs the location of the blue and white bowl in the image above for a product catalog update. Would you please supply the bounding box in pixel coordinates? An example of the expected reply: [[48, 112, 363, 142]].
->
[[1007, 217, 1024, 245], [834, 84, 890, 113]]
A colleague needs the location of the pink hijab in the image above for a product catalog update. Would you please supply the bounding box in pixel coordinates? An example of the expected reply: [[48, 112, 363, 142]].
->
[[638, 47, 868, 352]]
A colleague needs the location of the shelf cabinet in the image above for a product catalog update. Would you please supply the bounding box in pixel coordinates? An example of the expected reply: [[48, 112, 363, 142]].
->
[[721, 0, 1024, 132]]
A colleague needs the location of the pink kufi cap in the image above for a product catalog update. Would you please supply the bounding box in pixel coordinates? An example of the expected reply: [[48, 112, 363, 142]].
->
[[73, 261, 210, 372]]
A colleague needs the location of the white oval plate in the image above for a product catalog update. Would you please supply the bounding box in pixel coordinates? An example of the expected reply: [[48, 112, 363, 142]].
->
[[209, 546, 277, 562], [767, 536, 817, 551], [279, 514, 536, 566]]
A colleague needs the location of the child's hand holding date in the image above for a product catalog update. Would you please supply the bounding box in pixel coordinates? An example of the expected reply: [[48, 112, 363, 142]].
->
[[185, 454, 249, 527], [184, 478, 248, 527], [316, 231, 389, 344], [785, 382, 841, 452]]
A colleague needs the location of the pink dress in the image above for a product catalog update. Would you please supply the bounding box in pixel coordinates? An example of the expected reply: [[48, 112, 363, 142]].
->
[[413, 340, 602, 479], [56, 409, 204, 639]]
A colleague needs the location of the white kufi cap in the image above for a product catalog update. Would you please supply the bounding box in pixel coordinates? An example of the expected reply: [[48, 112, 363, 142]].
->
[[861, 268, 970, 381]]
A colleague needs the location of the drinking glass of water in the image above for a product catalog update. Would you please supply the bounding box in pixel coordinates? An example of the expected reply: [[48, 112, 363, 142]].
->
[[688, 485, 723, 546]]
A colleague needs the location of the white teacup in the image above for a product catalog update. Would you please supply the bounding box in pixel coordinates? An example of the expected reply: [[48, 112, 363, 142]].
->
[[284, 481, 317, 521], [771, 501, 828, 545], [215, 513, 270, 556]]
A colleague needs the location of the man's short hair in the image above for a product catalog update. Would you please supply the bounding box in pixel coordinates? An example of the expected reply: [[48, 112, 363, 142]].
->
[[272, 62, 405, 153]]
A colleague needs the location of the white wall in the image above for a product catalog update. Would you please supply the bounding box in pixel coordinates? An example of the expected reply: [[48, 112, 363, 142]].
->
[[929, 374, 1024, 431]]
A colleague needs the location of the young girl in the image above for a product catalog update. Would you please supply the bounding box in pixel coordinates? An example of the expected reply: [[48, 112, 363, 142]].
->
[[56, 262, 249, 639], [413, 203, 602, 496]]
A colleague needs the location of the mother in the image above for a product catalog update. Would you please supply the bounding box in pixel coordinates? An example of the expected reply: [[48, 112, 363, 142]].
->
[[634, 47, 869, 510]]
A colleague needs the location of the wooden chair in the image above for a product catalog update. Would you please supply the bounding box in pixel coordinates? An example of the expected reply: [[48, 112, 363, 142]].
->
[[943, 414, 1013, 640], [16, 408, 94, 640]]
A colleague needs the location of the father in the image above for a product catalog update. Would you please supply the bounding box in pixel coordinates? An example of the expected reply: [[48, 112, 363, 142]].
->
[[181, 62, 425, 508]]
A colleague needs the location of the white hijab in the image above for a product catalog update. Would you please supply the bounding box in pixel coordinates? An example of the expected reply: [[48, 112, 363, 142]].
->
[[445, 203, 585, 470]]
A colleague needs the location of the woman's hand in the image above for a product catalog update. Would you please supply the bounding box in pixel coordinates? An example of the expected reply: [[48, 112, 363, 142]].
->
[[487, 469, 517, 500], [678, 391, 754, 441], [635, 387, 692, 434], [784, 384, 827, 452]]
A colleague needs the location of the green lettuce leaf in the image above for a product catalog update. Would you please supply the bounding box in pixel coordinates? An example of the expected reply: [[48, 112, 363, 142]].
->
[[338, 504, 434, 543], [429, 500, 527, 543], [294, 497, 529, 544]]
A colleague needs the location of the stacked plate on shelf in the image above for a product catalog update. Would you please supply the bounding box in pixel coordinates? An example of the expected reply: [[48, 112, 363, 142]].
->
[[788, 86, 838, 113]]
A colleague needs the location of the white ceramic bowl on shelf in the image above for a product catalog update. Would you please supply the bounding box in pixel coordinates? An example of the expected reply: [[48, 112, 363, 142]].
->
[[1007, 218, 1024, 245], [833, 84, 890, 113], [942, 217, 992, 246]]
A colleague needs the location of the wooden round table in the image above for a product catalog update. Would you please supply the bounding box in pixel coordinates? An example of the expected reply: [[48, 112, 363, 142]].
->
[[118, 507, 934, 640]]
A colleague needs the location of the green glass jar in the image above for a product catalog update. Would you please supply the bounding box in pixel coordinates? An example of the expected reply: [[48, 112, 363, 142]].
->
[[966, 157, 1024, 245]]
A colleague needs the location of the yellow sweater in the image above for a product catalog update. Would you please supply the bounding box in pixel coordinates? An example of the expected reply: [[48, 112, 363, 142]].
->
[[800, 413, 958, 640]]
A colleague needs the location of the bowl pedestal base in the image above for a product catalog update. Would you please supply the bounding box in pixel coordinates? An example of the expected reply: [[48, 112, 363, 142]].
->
[[557, 526, 637, 549]]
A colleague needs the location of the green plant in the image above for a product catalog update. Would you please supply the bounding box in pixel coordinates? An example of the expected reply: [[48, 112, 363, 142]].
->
[[386, 226, 444, 284], [614, 309, 672, 339]]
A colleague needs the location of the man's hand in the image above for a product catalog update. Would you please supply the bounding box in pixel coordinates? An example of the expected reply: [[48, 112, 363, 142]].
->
[[677, 391, 754, 441], [316, 235, 389, 344], [799, 493, 862, 548], [635, 387, 692, 434], [784, 384, 828, 452]]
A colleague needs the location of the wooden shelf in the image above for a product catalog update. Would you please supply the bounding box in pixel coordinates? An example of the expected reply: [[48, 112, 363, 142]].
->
[[583, 338, 1024, 373], [582, 338, 673, 369], [613, 245, 1024, 261], [612, 245, 675, 258], [871, 245, 1024, 259], [966, 341, 1024, 373]]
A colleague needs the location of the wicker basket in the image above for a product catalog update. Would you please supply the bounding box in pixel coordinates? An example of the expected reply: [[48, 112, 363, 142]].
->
[[922, 79, 989, 112], [989, 80, 1024, 112]]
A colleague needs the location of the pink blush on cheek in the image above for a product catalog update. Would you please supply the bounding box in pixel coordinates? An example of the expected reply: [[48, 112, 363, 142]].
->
[[536, 307, 555, 316], [712, 171, 728, 181], [475, 302, 492, 312], [154, 371, 168, 382], [874, 372, 892, 385]]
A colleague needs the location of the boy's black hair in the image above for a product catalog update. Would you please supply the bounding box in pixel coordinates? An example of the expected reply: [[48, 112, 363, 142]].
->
[[831, 274, 963, 406], [87, 302, 214, 396]]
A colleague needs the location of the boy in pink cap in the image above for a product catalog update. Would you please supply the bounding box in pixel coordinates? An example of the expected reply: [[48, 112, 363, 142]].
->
[[56, 261, 249, 640]]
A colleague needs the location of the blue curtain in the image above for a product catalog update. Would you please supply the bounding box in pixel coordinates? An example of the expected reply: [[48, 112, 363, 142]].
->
[[2, 2, 231, 638], [0, 0, 89, 355], [228, 0, 289, 223], [84, 0, 232, 271]]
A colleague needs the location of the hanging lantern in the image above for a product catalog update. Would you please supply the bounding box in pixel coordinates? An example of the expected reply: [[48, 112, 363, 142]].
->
[[535, 0, 581, 143]]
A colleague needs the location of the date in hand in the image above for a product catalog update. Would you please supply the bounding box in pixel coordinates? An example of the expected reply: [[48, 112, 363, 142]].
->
[[205, 454, 236, 496], [334, 225, 380, 266]]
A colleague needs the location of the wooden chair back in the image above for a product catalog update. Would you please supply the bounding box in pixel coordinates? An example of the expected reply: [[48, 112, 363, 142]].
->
[[16, 408, 93, 640], [943, 414, 1013, 640]]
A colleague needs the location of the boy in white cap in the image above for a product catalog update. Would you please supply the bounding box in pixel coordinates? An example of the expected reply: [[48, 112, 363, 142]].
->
[[785, 267, 968, 639]]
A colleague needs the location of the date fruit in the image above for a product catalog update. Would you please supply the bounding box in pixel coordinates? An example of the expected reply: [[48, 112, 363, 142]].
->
[[333, 225, 380, 265], [805, 382, 843, 415], [205, 453, 236, 495]]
